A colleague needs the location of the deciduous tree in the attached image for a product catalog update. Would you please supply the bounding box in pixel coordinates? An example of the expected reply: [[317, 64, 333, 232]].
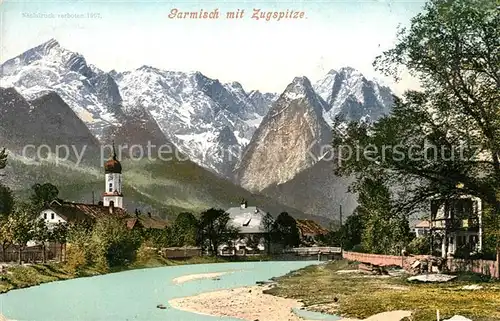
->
[[334, 0, 499, 263], [198, 208, 239, 256], [261, 212, 274, 255], [273, 212, 300, 248]]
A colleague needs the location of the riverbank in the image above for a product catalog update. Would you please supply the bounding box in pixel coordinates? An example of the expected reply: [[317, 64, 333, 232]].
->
[[0, 255, 271, 294], [170, 284, 318, 321], [169, 284, 416, 321], [265, 260, 500, 321]]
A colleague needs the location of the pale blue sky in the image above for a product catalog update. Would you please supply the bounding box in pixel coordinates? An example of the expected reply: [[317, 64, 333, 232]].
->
[[0, 0, 426, 94]]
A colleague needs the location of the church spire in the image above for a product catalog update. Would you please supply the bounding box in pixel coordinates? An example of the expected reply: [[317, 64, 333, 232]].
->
[[111, 140, 117, 160]]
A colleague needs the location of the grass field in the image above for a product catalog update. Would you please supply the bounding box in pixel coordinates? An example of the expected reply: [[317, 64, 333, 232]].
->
[[265, 260, 500, 321]]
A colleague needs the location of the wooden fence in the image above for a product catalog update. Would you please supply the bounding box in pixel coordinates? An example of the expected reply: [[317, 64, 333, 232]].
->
[[1, 243, 65, 263], [342, 251, 499, 278], [160, 247, 202, 259], [448, 258, 498, 278]]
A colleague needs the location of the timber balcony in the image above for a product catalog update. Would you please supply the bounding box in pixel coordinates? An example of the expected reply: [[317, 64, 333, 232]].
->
[[431, 217, 480, 232]]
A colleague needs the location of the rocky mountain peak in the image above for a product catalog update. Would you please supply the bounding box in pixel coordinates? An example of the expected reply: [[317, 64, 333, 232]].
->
[[234, 76, 331, 192], [313, 67, 393, 125], [35, 38, 61, 53], [0, 39, 125, 140]]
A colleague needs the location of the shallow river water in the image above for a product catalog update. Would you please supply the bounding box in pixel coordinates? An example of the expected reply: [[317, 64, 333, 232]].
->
[[0, 261, 319, 321]]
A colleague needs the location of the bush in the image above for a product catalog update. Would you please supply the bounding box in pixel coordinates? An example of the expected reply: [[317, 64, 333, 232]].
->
[[91, 217, 141, 271], [65, 223, 92, 275], [65, 217, 141, 273], [134, 241, 158, 266], [351, 244, 365, 253], [407, 236, 431, 255], [65, 243, 88, 275]]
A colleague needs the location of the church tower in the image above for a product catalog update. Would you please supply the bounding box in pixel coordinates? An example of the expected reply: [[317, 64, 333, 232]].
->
[[103, 142, 123, 209]]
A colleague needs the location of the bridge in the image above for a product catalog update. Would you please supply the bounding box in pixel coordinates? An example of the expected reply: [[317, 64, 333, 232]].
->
[[285, 247, 342, 256]]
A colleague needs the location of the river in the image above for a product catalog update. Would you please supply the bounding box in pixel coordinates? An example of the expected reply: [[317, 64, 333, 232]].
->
[[0, 261, 318, 321]]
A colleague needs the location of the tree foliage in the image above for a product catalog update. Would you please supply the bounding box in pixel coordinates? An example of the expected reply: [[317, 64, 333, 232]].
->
[[30, 183, 60, 208], [334, 0, 499, 215], [198, 208, 239, 256], [172, 212, 199, 246], [0, 185, 14, 217], [66, 222, 93, 274], [261, 212, 274, 255], [0, 148, 7, 171], [356, 178, 411, 255], [273, 212, 300, 248], [10, 203, 36, 264], [337, 213, 364, 250], [90, 216, 141, 271]]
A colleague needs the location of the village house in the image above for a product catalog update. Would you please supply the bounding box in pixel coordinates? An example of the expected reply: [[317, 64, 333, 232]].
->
[[295, 219, 329, 245], [125, 210, 169, 230], [219, 200, 269, 256], [413, 220, 431, 238], [430, 195, 483, 257]]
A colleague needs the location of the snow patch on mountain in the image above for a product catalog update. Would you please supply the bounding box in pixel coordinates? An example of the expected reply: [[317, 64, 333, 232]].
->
[[113, 67, 276, 177], [0, 38, 123, 139], [314, 67, 393, 125]]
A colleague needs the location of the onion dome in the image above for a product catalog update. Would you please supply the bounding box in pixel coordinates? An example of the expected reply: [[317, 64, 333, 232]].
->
[[104, 142, 122, 174]]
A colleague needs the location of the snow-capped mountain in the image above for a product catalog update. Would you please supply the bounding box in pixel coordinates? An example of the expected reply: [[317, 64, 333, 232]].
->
[[0, 39, 277, 177], [112, 67, 274, 177], [0, 39, 393, 191], [314, 67, 393, 125], [234, 76, 331, 192], [0, 39, 123, 139]]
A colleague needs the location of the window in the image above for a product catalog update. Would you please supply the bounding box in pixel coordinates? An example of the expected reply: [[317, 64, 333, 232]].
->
[[51, 213, 54, 220], [43, 213, 47, 219]]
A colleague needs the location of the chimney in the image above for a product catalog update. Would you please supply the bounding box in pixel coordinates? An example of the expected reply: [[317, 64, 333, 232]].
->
[[147, 212, 152, 218], [109, 201, 114, 214], [240, 199, 247, 209]]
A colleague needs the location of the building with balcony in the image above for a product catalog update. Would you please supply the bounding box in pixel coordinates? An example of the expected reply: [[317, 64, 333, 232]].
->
[[430, 195, 483, 257]]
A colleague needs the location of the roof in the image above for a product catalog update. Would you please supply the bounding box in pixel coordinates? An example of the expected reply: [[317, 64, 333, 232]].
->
[[226, 206, 268, 234], [296, 219, 329, 236], [104, 158, 122, 174], [415, 220, 431, 228], [48, 202, 168, 229], [48, 201, 128, 223], [125, 217, 140, 229], [137, 215, 169, 229]]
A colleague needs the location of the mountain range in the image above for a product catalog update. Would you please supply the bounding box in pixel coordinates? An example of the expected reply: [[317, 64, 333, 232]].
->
[[0, 38, 395, 223]]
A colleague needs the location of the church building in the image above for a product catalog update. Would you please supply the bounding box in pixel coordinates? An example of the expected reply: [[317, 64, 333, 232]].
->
[[31, 142, 170, 242], [36, 143, 127, 229], [103, 144, 124, 209]]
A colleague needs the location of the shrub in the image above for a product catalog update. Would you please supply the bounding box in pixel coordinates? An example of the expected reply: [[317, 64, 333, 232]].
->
[[407, 236, 431, 255], [65, 243, 88, 275], [65, 223, 92, 275], [91, 216, 141, 271], [134, 241, 157, 265]]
